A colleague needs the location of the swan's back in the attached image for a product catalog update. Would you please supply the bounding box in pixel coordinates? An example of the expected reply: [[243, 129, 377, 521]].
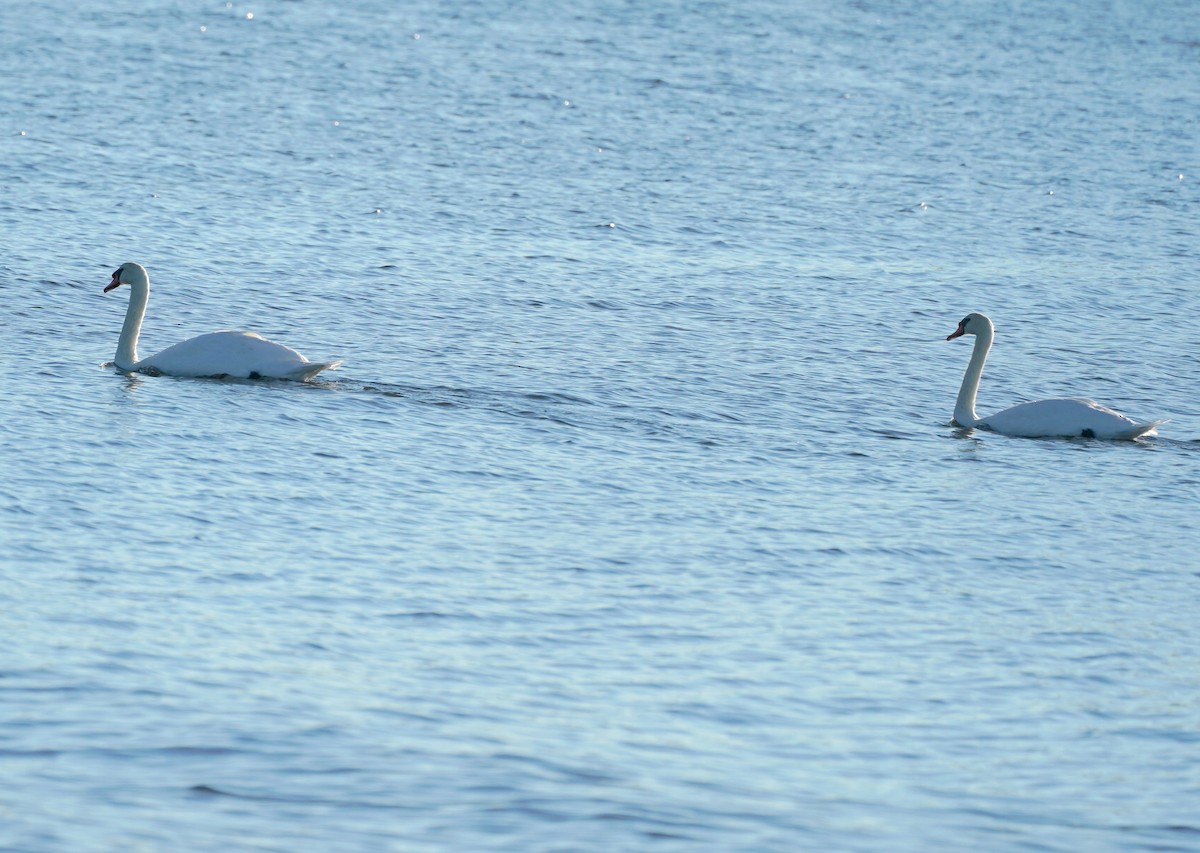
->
[[982, 397, 1161, 440], [138, 331, 341, 380]]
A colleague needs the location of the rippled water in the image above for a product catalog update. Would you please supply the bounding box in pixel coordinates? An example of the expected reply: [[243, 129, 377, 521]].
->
[[3, 0, 1200, 850]]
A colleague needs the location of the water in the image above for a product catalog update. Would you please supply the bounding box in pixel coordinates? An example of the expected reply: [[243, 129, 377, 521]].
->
[[3, 0, 1200, 850]]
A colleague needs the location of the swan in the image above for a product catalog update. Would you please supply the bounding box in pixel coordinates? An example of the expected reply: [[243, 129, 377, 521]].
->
[[104, 262, 342, 380], [946, 312, 1162, 440]]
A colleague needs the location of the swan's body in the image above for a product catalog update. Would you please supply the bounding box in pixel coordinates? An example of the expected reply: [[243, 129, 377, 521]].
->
[[104, 262, 341, 380], [946, 312, 1162, 440]]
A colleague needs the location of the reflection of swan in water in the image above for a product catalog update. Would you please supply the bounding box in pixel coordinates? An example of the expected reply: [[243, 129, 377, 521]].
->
[[104, 262, 342, 381], [946, 312, 1162, 440]]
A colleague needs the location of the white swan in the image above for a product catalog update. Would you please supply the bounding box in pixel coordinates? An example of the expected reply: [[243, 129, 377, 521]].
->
[[946, 312, 1162, 440], [104, 262, 342, 381]]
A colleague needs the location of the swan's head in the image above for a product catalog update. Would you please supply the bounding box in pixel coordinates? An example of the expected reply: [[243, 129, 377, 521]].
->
[[104, 262, 148, 293], [946, 312, 994, 341]]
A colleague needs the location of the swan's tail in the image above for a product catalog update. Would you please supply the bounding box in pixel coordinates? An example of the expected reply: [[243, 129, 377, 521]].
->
[[1117, 419, 1167, 440], [284, 359, 343, 381]]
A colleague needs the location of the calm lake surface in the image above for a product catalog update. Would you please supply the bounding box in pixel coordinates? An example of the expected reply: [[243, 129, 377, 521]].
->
[[3, 0, 1199, 850]]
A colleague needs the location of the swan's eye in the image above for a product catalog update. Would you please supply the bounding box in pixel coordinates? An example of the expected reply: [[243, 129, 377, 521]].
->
[[112, 267, 122, 278], [959, 316, 971, 327]]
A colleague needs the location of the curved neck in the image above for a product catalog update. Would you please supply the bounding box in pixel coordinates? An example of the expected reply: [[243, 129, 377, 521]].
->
[[954, 327, 992, 427], [116, 275, 149, 370]]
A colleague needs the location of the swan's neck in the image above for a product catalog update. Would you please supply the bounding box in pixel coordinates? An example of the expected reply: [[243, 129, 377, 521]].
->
[[116, 276, 149, 370], [954, 327, 992, 427]]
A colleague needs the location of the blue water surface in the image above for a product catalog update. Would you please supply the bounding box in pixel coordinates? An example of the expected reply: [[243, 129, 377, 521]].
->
[[2, 1, 1199, 850]]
